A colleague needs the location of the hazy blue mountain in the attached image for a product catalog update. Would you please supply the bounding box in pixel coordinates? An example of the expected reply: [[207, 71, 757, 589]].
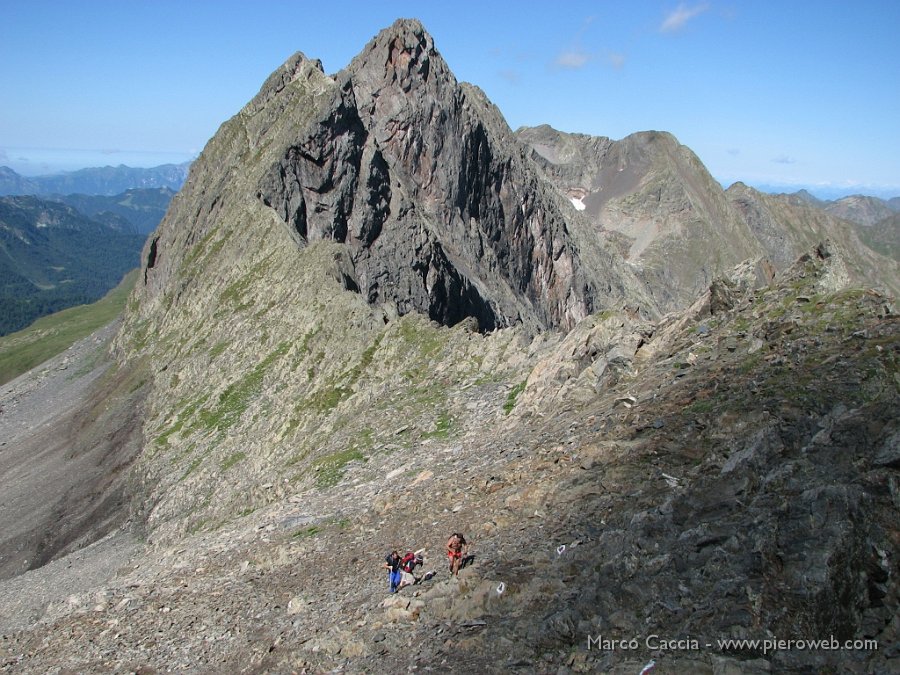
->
[[51, 188, 175, 235], [0, 162, 190, 197], [0, 166, 39, 195], [753, 181, 900, 201], [0, 195, 145, 334], [786, 189, 824, 206]]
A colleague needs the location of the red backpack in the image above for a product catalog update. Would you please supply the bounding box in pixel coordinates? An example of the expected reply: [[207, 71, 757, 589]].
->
[[401, 552, 417, 572]]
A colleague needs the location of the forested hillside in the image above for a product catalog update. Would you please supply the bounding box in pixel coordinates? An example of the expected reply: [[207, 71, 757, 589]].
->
[[0, 196, 145, 335]]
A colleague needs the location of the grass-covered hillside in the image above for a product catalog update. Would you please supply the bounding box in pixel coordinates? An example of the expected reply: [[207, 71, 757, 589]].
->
[[0, 196, 145, 335]]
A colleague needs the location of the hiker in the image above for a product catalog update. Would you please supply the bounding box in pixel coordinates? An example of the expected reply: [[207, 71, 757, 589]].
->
[[447, 532, 468, 576], [398, 550, 422, 589], [384, 550, 402, 593], [401, 550, 421, 575]]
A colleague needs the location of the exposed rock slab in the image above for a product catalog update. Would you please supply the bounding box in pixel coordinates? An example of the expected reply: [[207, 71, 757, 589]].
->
[[254, 20, 652, 331]]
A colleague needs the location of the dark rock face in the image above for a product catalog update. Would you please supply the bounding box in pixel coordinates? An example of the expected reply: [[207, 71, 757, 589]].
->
[[257, 20, 618, 331]]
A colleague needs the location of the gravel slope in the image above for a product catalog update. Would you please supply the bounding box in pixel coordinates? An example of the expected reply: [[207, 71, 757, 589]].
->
[[0, 321, 143, 622]]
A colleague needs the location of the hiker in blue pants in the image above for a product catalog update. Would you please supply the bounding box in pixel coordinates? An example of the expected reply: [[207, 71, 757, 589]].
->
[[384, 550, 402, 593]]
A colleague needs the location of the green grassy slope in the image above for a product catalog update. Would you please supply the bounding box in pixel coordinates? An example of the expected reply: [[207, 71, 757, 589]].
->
[[0, 270, 137, 385]]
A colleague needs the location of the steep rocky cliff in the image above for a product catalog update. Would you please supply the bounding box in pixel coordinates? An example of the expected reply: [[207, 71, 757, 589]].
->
[[140, 21, 651, 337], [113, 18, 657, 551]]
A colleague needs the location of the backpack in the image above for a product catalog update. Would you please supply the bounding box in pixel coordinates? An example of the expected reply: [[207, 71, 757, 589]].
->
[[401, 551, 416, 572]]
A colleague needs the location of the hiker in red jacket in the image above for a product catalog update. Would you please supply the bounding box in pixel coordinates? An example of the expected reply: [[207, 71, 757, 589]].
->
[[398, 550, 422, 589]]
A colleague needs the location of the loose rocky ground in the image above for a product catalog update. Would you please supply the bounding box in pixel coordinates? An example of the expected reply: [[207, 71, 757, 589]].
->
[[0, 321, 146, 582], [1, 252, 897, 673]]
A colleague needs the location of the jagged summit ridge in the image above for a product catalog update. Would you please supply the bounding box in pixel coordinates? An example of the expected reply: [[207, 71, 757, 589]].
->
[[348, 18, 448, 99], [251, 19, 649, 331]]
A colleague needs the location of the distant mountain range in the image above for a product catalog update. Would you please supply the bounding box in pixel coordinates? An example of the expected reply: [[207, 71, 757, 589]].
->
[[773, 190, 900, 262], [517, 125, 899, 311], [748, 181, 900, 202], [0, 162, 179, 334], [778, 189, 900, 225], [0, 195, 146, 335], [0, 162, 190, 197], [49, 187, 175, 235]]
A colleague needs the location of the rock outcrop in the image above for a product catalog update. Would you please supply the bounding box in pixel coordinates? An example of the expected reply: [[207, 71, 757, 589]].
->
[[256, 22, 658, 331]]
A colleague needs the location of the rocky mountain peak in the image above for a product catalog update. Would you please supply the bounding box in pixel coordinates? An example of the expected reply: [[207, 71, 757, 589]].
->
[[243, 51, 325, 118], [245, 21, 649, 332], [347, 19, 444, 99]]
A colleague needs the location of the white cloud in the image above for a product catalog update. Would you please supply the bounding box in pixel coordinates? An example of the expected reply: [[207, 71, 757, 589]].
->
[[772, 155, 797, 165], [554, 49, 591, 69], [552, 14, 601, 70], [660, 3, 710, 33], [498, 69, 520, 84], [727, 148, 740, 156], [607, 52, 626, 69]]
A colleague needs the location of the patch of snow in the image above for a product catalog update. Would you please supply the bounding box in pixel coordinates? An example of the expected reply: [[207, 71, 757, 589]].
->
[[569, 196, 586, 211]]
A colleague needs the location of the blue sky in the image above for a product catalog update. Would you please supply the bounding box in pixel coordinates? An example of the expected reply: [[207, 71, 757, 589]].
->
[[1, 1, 898, 198]]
